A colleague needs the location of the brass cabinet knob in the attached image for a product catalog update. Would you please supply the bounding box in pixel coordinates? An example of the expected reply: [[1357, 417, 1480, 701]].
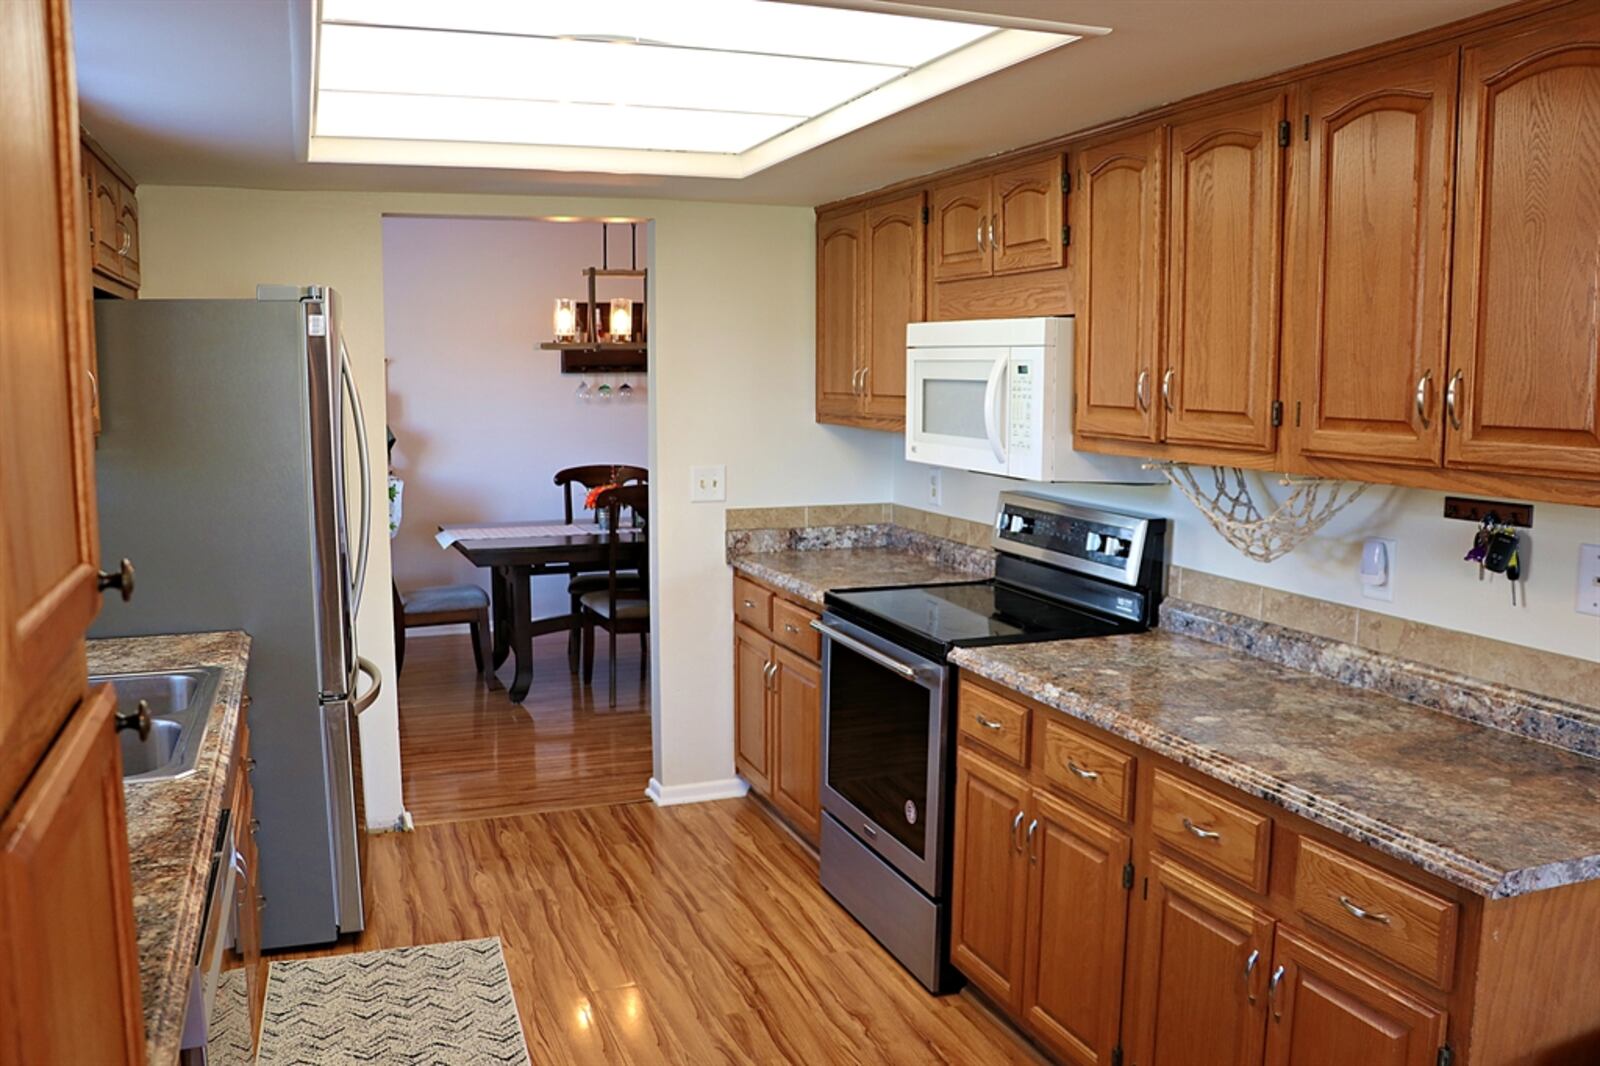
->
[[98, 557, 135, 601]]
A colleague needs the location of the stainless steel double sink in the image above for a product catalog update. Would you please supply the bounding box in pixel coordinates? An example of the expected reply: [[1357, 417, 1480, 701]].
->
[[90, 667, 224, 782]]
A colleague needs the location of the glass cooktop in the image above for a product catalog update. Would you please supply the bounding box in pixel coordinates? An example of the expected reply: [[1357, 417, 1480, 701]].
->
[[825, 580, 1138, 658]]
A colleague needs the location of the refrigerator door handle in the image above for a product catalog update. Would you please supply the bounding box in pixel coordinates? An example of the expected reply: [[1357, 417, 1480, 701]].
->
[[352, 656, 383, 715], [339, 338, 372, 616]]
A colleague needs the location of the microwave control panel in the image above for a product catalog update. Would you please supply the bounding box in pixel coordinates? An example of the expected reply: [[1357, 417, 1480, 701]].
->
[[1006, 352, 1043, 462]]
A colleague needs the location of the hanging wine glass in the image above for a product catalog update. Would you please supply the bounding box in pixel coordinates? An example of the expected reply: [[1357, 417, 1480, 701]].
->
[[596, 373, 614, 400], [617, 374, 634, 401], [575, 377, 591, 401]]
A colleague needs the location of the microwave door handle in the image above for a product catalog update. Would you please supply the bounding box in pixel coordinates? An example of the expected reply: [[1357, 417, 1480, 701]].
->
[[982, 358, 1008, 464]]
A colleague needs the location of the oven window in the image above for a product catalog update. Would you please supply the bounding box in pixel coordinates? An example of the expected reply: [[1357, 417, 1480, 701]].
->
[[826, 643, 931, 859], [920, 378, 987, 439]]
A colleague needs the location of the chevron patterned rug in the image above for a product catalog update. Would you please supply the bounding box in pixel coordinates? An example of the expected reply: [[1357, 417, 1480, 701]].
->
[[256, 938, 529, 1065]]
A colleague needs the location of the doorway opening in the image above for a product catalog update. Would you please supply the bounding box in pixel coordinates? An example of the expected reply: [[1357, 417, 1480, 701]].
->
[[380, 214, 653, 825]]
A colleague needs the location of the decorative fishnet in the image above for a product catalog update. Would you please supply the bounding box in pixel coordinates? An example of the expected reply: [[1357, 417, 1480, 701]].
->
[[1149, 463, 1370, 563]]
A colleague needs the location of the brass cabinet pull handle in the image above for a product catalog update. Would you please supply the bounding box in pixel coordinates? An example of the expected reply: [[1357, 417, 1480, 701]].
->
[[784, 623, 799, 634], [742, 599, 755, 609], [763, 660, 777, 689], [1161, 368, 1176, 412], [1268, 964, 1286, 1021], [1446, 369, 1464, 431], [988, 216, 996, 249], [1067, 760, 1099, 781], [860, 366, 869, 393], [976, 216, 986, 252], [1244, 949, 1260, 1004], [975, 714, 1004, 732], [114, 699, 152, 742], [1136, 369, 1151, 411], [1026, 818, 1039, 864], [1182, 817, 1221, 841], [1338, 895, 1391, 924], [1414, 369, 1434, 428], [1011, 810, 1025, 853]]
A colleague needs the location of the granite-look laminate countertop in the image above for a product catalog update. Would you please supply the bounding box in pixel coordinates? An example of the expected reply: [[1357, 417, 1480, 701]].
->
[[951, 631, 1600, 899], [88, 631, 251, 1065], [730, 548, 982, 605]]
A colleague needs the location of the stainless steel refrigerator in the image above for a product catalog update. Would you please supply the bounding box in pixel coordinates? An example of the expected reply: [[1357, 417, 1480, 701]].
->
[[92, 286, 382, 949]]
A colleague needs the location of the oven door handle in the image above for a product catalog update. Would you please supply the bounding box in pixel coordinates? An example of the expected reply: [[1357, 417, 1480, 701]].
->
[[811, 620, 918, 680]]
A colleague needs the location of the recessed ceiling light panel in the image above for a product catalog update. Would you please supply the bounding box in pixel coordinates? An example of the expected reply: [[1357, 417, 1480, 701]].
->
[[308, 0, 1106, 178]]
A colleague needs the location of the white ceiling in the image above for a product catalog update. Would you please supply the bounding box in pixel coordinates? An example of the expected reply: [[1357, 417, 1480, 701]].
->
[[73, 0, 1504, 206]]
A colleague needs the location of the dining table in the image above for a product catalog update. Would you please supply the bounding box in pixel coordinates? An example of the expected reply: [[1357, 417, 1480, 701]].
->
[[437, 519, 645, 702]]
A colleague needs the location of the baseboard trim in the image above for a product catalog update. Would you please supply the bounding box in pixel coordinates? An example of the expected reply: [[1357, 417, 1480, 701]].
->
[[645, 776, 750, 807]]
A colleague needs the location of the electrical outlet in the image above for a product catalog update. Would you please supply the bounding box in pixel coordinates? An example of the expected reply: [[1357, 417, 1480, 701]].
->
[[689, 465, 725, 502], [927, 467, 943, 508], [1578, 544, 1600, 617]]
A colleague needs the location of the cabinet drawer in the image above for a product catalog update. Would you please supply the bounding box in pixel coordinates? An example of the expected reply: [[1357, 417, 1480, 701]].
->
[[958, 682, 1029, 765], [772, 598, 820, 659], [733, 576, 773, 634], [1292, 838, 1459, 988], [1038, 718, 1134, 821], [1150, 770, 1271, 891]]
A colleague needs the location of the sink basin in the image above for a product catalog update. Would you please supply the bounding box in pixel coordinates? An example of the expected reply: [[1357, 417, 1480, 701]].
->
[[91, 667, 223, 783]]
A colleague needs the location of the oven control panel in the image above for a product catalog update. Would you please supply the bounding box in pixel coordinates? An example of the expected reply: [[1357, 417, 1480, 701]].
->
[[993, 493, 1162, 587]]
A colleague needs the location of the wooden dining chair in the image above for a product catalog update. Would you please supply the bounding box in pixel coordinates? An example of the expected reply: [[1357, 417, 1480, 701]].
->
[[579, 484, 649, 707], [554, 464, 648, 671]]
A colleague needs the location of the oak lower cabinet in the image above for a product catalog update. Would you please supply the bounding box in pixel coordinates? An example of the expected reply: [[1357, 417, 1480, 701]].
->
[[1264, 928, 1445, 1066], [950, 750, 1032, 1012], [732, 575, 824, 845], [0, 686, 144, 1065], [815, 191, 925, 431], [1137, 855, 1272, 1066], [951, 676, 1600, 1066]]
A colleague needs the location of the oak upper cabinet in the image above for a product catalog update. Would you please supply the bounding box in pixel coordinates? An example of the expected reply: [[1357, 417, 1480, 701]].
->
[[1020, 789, 1132, 1066], [1164, 93, 1287, 453], [733, 624, 774, 794], [0, 0, 104, 811], [861, 192, 924, 425], [1446, 6, 1600, 480], [816, 208, 865, 424], [930, 174, 992, 281], [1137, 856, 1273, 1066], [1263, 928, 1446, 1066], [931, 155, 1064, 283], [951, 749, 1031, 1012], [816, 194, 923, 431], [769, 646, 821, 843], [1285, 49, 1458, 466], [82, 139, 140, 294], [1073, 125, 1165, 443]]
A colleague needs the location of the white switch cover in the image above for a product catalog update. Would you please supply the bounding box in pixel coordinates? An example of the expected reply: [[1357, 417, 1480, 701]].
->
[[690, 465, 725, 502], [1578, 544, 1600, 617], [927, 467, 943, 508], [1360, 537, 1396, 601]]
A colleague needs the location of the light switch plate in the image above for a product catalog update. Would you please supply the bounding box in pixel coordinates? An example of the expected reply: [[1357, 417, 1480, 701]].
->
[[690, 465, 725, 502], [1360, 537, 1395, 601], [1578, 544, 1600, 617]]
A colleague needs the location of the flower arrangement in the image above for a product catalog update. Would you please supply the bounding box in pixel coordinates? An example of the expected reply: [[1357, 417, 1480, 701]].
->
[[583, 482, 620, 511]]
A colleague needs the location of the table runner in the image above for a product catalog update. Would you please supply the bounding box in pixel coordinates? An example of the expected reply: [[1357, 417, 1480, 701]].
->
[[435, 522, 601, 548]]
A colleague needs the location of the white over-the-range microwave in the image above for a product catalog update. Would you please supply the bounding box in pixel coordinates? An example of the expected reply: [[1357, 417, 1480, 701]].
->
[[905, 316, 1159, 484]]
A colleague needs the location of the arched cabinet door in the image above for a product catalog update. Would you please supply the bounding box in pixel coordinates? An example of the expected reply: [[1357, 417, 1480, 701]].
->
[[862, 193, 924, 425], [993, 156, 1064, 276], [1286, 48, 1457, 467], [930, 175, 992, 282], [816, 208, 865, 422], [1073, 126, 1165, 444], [1446, 7, 1600, 479]]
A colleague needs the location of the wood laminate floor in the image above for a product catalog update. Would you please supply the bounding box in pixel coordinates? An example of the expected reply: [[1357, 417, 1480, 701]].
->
[[397, 631, 653, 825], [289, 800, 1040, 1065]]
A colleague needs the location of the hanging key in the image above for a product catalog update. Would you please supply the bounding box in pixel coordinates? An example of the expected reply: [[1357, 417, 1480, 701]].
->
[[1506, 548, 1521, 606]]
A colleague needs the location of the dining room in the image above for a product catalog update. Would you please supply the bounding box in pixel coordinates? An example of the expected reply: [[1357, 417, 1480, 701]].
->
[[382, 213, 653, 825]]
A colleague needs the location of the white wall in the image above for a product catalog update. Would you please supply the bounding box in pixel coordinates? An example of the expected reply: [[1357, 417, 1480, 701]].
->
[[138, 185, 895, 825], [892, 459, 1600, 663], [381, 216, 648, 618]]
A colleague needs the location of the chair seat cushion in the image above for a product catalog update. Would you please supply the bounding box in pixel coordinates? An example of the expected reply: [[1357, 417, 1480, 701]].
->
[[580, 591, 650, 622], [568, 570, 641, 595], [403, 583, 489, 616]]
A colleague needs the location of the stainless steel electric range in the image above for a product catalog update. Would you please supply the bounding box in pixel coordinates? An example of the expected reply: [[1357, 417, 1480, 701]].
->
[[812, 492, 1168, 993]]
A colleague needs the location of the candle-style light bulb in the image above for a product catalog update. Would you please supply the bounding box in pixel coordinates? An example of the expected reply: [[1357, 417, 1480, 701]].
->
[[553, 298, 577, 341], [609, 298, 632, 342]]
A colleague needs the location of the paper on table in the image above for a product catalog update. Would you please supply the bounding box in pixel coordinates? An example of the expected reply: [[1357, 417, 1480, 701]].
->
[[435, 522, 601, 548]]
